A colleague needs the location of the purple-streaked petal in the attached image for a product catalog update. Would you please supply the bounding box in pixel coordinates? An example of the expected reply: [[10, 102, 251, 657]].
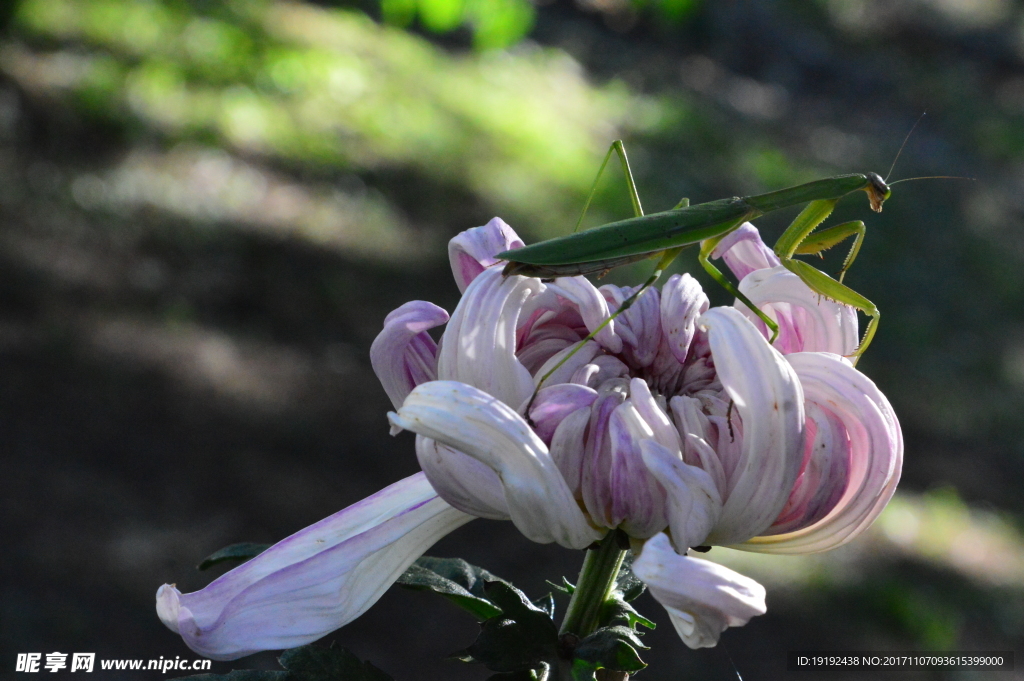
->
[[640, 440, 722, 551], [532, 341, 604, 392], [711, 222, 780, 281], [660, 274, 710, 363], [581, 383, 629, 529], [448, 218, 524, 293], [698, 307, 805, 546], [739, 352, 902, 554], [529, 383, 599, 444], [601, 284, 661, 368], [389, 381, 602, 549], [736, 266, 858, 355], [437, 267, 540, 410], [633, 533, 766, 649], [607, 402, 668, 538], [156, 473, 472, 660], [416, 437, 510, 520], [370, 301, 449, 410], [549, 407, 592, 494]]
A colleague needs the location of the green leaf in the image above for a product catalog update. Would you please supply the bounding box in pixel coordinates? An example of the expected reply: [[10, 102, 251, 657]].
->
[[174, 645, 393, 681], [396, 556, 506, 620], [454, 582, 559, 673], [197, 542, 272, 571], [614, 554, 645, 603], [531, 593, 556, 619], [571, 626, 647, 680], [599, 596, 655, 631]]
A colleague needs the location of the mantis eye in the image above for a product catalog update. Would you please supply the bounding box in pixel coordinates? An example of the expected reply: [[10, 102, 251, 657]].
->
[[865, 172, 890, 212]]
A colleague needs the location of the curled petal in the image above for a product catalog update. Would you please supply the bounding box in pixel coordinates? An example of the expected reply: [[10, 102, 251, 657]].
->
[[607, 402, 667, 538], [370, 301, 449, 410], [698, 307, 805, 545], [546, 277, 622, 354], [633, 533, 766, 649], [156, 473, 472, 660], [629, 378, 682, 455], [601, 284, 661, 367], [416, 437, 510, 520], [448, 217, 524, 293], [736, 266, 858, 355], [389, 381, 602, 549], [529, 383, 599, 444], [437, 267, 540, 410], [739, 352, 902, 554], [549, 407, 592, 494], [641, 440, 722, 551], [711, 222, 781, 281], [660, 274, 710, 364]]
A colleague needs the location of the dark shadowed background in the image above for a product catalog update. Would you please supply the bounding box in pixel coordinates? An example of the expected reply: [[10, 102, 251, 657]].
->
[[2, 0, 1024, 679]]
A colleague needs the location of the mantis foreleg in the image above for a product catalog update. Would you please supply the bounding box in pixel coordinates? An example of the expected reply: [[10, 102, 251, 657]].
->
[[699, 233, 781, 343], [774, 199, 879, 359], [793, 220, 866, 283]]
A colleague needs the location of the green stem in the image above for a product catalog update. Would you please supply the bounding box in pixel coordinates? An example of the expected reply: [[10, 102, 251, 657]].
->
[[559, 532, 628, 638]]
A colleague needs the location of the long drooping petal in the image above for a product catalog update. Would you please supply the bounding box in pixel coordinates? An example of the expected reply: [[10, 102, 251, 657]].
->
[[633, 533, 766, 649], [437, 268, 541, 410], [738, 352, 902, 553], [389, 381, 602, 549], [641, 440, 722, 551], [448, 217, 524, 293], [370, 301, 450, 410], [698, 308, 805, 546], [156, 474, 472, 660]]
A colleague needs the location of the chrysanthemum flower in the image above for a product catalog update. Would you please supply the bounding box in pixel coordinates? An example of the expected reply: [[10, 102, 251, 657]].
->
[[157, 218, 901, 659]]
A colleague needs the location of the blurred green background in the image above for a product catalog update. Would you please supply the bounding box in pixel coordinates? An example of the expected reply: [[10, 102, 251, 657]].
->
[[1, 0, 1023, 679]]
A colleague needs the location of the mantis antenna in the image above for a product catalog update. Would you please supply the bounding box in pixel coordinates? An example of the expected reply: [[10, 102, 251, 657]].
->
[[885, 112, 926, 183]]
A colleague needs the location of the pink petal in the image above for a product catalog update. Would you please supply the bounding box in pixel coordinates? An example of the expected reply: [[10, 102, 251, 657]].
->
[[640, 440, 722, 551], [739, 352, 902, 553], [711, 222, 780, 281], [633, 533, 766, 649], [370, 301, 449, 410], [448, 218, 524, 293], [156, 473, 472, 660], [546, 277, 623, 354], [529, 383, 599, 444], [606, 402, 667, 538], [736, 266, 858, 355], [601, 284, 661, 368]]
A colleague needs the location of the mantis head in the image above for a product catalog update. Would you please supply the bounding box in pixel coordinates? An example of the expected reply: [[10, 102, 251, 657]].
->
[[864, 172, 891, 212]]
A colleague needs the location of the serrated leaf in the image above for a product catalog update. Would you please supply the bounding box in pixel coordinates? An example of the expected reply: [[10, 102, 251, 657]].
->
[[531, 593, 555, 619], [454, 583, 559, 674], [197, 542, 272, 571], [571, 626, 647, 679], [599, 596, 655, 631], [547, 577, 575, 594], [397, 562, 502, 620]]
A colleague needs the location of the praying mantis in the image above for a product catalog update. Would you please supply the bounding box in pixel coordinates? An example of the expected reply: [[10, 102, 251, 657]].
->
[[497, 141, 889, 373]]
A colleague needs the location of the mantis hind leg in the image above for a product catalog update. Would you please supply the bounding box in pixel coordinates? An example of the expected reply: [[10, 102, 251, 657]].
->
[[793, 220, 866, 283], [575, 140, 644, 232]]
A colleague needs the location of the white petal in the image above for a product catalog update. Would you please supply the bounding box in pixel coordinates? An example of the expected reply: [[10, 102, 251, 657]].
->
[[437, 267, 540, 410], [736, 266, 858, 355], [448, 218, 524, 293], [546, 277, 622, 353], [416, 437, 510, 520], [640, 440, 722, 551], [660, 273, 710, 363], [698, 307, 805, 545], [156, 473, 472, 660], [390, 381, 602, 549], [739, 352, 902, 554], [633, 533, 766, 649], [370, 301, 449, 410]]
